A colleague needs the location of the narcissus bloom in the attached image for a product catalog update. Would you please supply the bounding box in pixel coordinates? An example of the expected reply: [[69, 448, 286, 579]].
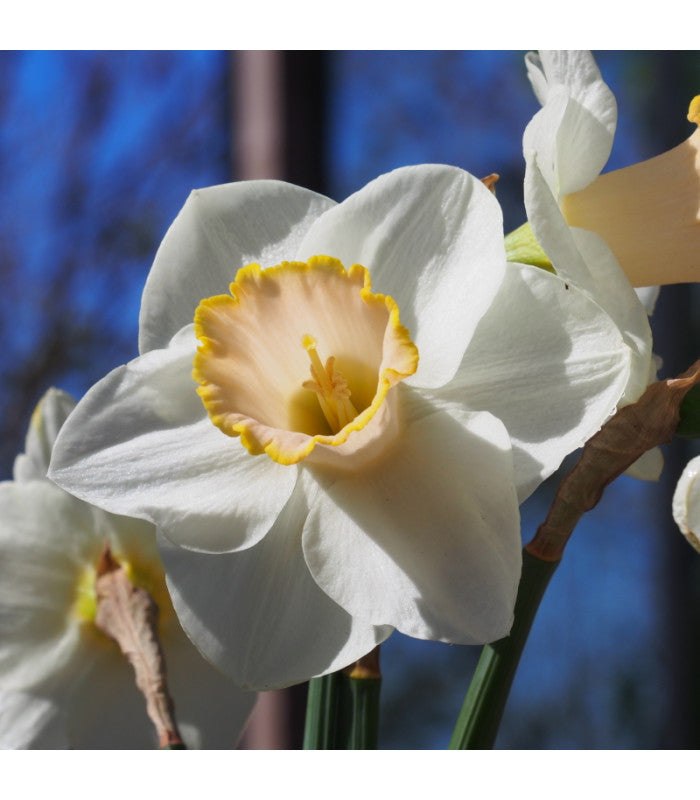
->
[[50, 165, 633, 690], [0, 389, 255, 748], [523, 50, 700, 285], [521, 50, 666, 480], [672, 455, 700, 553], [522, 50, 655, 406]]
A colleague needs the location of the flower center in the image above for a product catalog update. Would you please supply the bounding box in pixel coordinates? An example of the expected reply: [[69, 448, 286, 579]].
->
[[70, 542, 172, 627], [193, 255, 419, 466], [302, 334, 359, 434]]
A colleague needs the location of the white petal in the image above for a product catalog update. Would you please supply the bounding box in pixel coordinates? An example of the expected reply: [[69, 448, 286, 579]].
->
[[49, 327, 297, 554], [64, 623, 256, 748], [13, 388, 76, 482], [569, 228, 653, 405], [159, 473, 392, 690], [160, 626, 256, 749], [303, 394, 521, 644], [673, 455, 700, 553], [625, 446, 664, 482], [523, 93, 571, 200], [62, 652, 160, 748], [0, 479, 254, 748], [89, 506, 162, 568], [635, 285, 660, 316], [297, 164, 507, 388], [0, 482, 96, 691], [523, 156, 597, 295], [524, 176, 652, 410], [0, 690, 68, 749], [139, 181, 336, 353], [533, 51, 615, 111], [524, 51, 549, 106], [431, 263, 631, 501], [524, 50, 616, 195]]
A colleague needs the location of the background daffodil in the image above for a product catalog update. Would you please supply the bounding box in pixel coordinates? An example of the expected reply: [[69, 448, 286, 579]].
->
[[672, 454, 700, 554], [50, 164, 633, 690], [521, 49, 661, 480], [0, 388, 255, 748]]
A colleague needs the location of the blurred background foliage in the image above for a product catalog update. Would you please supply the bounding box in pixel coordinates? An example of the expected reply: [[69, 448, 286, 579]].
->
[[1, 50, 699, 748]]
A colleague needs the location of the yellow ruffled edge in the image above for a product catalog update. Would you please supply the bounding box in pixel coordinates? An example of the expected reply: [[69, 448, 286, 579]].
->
[[687, 95, 700, 127], [193, 256, 419, 466]]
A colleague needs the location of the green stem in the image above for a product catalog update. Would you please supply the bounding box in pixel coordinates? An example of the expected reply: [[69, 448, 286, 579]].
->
[[448, 549, 559, 749], [303, 673, 341, 749], [304, 647, 382, 749], [344, 674, 381, 749], [340, 645, 382, 749]]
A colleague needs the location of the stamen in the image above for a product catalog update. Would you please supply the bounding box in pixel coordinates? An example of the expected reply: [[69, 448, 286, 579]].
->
[[193, 256, 419, 465], [302, 334, 359, 434]]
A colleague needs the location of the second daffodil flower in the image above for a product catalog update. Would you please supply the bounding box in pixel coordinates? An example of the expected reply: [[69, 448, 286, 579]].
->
[[1, 389, 255, 747], [519, 49, 673, 480], [50, 165, 633, 690]]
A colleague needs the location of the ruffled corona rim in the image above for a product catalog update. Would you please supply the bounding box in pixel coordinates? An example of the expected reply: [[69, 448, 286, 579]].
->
[[193, 255, 419, 466]]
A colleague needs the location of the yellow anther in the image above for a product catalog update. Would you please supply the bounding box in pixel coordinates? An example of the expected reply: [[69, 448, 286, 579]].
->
[[687, 95, 700, 126], [302, 335, 358, 434]]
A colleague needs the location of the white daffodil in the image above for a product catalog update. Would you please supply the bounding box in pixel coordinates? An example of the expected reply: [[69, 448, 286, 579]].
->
[[672, 454, 700, 553], [50, 164, 633, 691], [522, 50, 700, 287], [0, 388, 255, 748], [520, 49, 673, 480]]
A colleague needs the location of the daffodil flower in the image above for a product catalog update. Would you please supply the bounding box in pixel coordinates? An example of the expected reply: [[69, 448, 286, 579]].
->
[[0, 388, 255, 748], [50, 165, 633, 690], [521, 50, 665, 480], [672, 454, 700, 553]]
